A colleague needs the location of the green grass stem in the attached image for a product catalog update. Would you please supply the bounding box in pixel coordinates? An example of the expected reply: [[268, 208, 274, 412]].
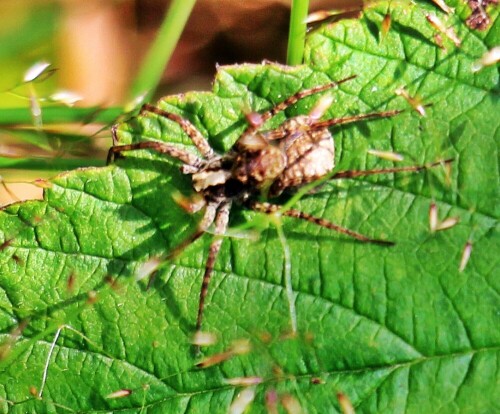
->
[[286, 0, 310, 65], [128, 0, 197, 101], [0, 107, 123, 126]]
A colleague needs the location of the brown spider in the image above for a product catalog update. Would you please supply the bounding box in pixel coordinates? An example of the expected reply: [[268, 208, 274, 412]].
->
[[108, 76, 448, 339]]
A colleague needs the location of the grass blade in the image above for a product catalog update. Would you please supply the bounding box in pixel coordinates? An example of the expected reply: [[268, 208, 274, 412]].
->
[[128, 0, 197, 101], [286, 0, 310, 65]]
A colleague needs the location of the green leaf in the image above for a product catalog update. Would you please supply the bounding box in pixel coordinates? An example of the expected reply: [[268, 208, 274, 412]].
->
[[1, 1, 498, 413]]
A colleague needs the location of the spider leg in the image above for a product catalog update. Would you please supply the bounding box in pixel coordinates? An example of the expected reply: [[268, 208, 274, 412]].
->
[[311, 109, 403, 130], [258, 101, 402, 143], [331, 158, 453, 179], [243, 75, 356, 134], [108, 115, 206, 167], [167, 201, 219, 260], [141, 104, 215, 159], [145, 201, 219, 290], [107, 140, 205, 169], [250, 201, 394, 246], [196, 201, 232, 335]]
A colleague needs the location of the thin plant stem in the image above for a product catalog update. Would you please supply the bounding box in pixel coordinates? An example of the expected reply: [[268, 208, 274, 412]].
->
[[286, 0, 310, 65], [275, 219, 297, 334], [38, 326, 62, 397], [129, 0, 197, 102]]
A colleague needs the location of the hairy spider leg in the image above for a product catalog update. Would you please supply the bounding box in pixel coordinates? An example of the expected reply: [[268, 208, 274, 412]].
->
[[243, 75, 357, 134], [195, 201, 232, 338], [141, 104, 216, 159], [107, 139, 205, 168], [311, 109, 404, 131], [250, 201, 394, 245], [107, 103, 219, 166], [166, 201, 218, 260], [107, 120, 205, 168], [249, 160, 453, 246], [330, 158, 454, 180], [262, 105, 403, 142], [146, 201, 219, 289], [144, 199, 233, 341]]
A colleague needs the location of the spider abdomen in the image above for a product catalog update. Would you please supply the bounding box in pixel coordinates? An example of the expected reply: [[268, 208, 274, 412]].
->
[[271, 128, 335, 196]]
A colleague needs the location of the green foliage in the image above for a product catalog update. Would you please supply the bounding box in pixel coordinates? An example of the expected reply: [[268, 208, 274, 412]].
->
[[0, 1, 498, 413]]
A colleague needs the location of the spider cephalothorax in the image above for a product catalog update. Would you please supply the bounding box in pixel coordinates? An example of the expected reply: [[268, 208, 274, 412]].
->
[[108, 76, 447, 338]]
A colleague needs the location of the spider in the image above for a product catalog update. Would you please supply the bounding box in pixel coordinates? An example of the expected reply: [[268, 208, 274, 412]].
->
[[108, 75, 448, 339]]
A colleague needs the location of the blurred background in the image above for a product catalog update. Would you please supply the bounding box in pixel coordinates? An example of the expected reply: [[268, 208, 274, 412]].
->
[[0, 0, 359, 205]]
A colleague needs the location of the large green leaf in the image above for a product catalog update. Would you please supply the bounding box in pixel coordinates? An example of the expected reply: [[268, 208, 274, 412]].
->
[[1, 1, 498, 412]]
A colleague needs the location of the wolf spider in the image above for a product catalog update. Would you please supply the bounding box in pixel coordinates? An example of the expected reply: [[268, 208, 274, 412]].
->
[[108, 75, 446, 338]]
